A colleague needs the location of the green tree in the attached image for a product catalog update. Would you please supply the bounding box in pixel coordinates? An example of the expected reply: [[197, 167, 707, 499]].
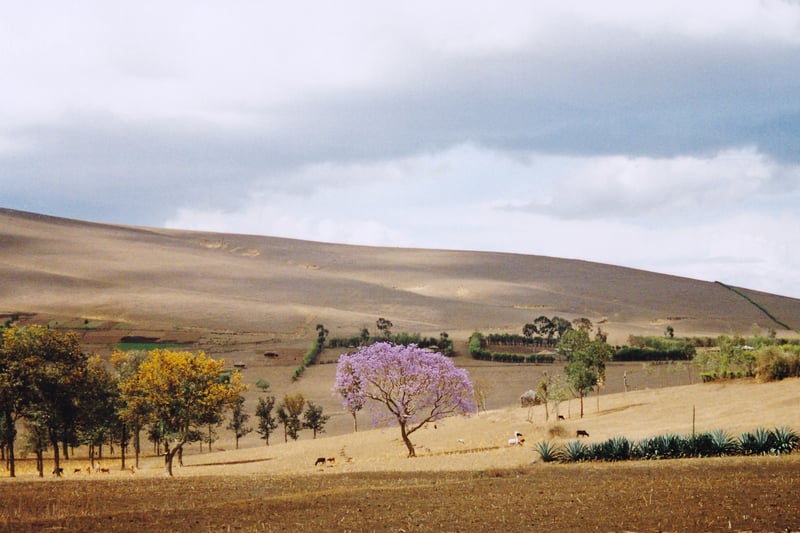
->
[[551, 316, 573, 339], [522, 323, 538, 345], [277, 404, 290, 443], [227, 395, 252, 449], [315, 323, 329, 347], [302, 401, 330, 439], [255, 395, 278, 445], [559, 329, 613, 418], [1, 325, 89, 476], [534, 316, 555, 341], [111, 350, 149, 468], [78, 355, 120, 469], [0, 325, 42, 477], [119, 349, 245, 476], [376, 317, 393, 338]]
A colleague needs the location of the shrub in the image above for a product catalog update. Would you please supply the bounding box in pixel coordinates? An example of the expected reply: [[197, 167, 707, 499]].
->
[[755, 345, 800, 381]]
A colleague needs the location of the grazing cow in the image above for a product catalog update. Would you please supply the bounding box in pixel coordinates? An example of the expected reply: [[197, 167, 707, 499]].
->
[[73, 468, 82, 474], [52, 467, 64, 477], [314, 457, 326, 466], [508, 438, 525, 446], [576, 430, 590, 438], [326, 457, 336, 465], [558, 415, 565, 420], [99, 467, 110, 474]]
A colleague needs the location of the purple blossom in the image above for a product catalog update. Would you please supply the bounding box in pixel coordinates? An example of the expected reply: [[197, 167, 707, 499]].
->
[[333, 342, 476, 457]]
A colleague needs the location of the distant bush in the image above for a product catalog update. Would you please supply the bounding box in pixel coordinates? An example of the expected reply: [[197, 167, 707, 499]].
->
[[622, 336, 696, 360], [755, 345, 800, 381], [614, 346, 692, 362], [328, 331, 454, 356], [468, 331, 554, 364]]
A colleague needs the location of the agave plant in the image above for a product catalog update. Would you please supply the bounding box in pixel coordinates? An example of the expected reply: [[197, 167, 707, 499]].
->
[[770, 426, 799, 455], [534, 440, 563, 463], [598, 436, 632, 462], [709, 429, 738, 456], [585, 442, 605, 462], [684, 432, 715, 458], [739, 427, 777, 455], [561, 440, 587, 462]]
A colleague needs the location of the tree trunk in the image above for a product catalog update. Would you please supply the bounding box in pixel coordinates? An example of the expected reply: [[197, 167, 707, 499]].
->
[[120, 425, 127, 470], [579, 393, 584, 418], [164, 441, 186, 477], [596, 386, 600, 413], [352, 412, 358, 433], [134, 427, 140, 469], [399, 422, 416, 457], [36, 450, 43, 477], [50, 429, 61, 474], [3, 412, 15, 478]]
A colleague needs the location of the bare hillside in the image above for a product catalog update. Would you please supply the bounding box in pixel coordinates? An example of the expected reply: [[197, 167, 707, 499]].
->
[[1, 208, 798, 343]]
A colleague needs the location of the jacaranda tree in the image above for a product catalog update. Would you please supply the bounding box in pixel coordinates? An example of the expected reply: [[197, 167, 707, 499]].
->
[[334, 343, 475, 457]]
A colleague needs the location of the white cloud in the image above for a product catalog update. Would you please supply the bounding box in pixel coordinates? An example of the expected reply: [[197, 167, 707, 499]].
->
[[507, 147, 790, 220]]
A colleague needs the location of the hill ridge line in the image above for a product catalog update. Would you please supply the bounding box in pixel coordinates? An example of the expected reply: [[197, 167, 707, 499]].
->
[[714, 281, 794, 331]]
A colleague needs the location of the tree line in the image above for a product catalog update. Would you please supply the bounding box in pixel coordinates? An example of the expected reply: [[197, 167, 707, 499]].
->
[[0, 324, 329, 478]]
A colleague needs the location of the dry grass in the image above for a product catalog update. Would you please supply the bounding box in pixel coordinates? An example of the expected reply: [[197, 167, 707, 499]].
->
[[2, 378, 800, 531]]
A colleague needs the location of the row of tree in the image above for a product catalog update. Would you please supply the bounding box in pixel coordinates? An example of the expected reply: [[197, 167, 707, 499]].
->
[[1, 324, 332, 478], [324, 318, 454, 356]]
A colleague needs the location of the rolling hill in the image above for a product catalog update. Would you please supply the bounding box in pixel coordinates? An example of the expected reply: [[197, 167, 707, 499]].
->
[[1, 207, 798, 347]]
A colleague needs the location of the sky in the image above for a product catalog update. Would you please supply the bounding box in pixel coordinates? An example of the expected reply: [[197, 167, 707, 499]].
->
[[1, 1, 799, 299]]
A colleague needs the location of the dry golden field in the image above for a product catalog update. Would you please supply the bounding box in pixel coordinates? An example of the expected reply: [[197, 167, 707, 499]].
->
[[2, 208, 800, 531], [2, 379, 800, 531]]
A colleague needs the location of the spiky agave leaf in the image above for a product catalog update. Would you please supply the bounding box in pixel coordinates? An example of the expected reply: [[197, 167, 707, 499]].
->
[[739, 427, 776, 455], [770, 426, 799, 454], [710, 429, 738, 456], [534, 440, 563, 463], [561, 440, 587, 462]]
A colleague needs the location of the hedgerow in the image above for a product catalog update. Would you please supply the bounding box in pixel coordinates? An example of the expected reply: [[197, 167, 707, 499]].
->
[[468, 331, 555, 364]]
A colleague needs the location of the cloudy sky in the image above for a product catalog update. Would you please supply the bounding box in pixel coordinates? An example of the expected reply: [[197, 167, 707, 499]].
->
[[2, 1, 799, 298]]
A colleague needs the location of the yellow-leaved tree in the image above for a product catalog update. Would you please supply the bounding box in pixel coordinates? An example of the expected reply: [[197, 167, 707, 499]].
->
[[119, 349, 245, 476]]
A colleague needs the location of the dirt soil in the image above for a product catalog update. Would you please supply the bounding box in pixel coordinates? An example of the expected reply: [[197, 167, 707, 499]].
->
[[1, 456, 799, 532]]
